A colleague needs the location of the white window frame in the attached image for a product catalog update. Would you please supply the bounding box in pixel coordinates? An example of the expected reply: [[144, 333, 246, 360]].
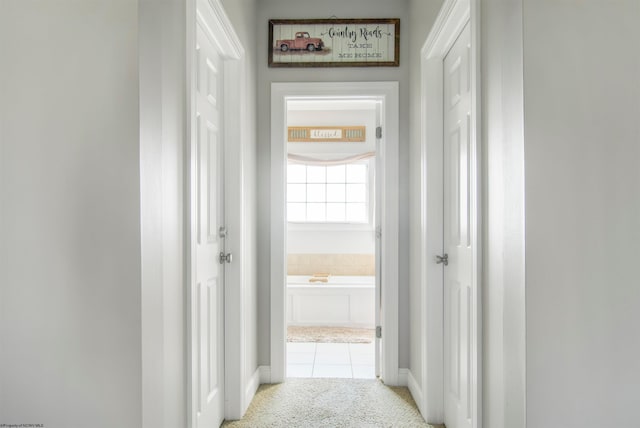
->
[[286, 158, 375, 231]]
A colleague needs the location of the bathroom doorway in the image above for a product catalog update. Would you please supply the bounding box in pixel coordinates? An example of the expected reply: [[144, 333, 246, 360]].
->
[[284, 98, 379, 379], [270, 82, 400, 385]]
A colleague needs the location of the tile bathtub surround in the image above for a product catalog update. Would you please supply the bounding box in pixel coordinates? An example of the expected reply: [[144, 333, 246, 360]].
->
[[287, 253, 375, 276]]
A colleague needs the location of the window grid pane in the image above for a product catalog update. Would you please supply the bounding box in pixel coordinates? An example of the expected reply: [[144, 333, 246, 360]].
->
[[307, 183, 326, 202], [326, 165, 346, 183], [287, 164, 307, 183], [326, 203, 346, 222], [306, 166, 326, 183], [346, 203, 367, 222], [326, 184, 346, 202], [346, 183, 366, 203], [287, 203, 306, 222], [287, 183, 306, 202], [307, 203, 326, 222], [287, 163, 369, 223], [346, 164, 367, 183]]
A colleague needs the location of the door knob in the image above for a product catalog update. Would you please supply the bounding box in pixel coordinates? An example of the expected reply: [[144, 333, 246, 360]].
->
[[219, 252, 233, 264], [435, 253, 448, 266]]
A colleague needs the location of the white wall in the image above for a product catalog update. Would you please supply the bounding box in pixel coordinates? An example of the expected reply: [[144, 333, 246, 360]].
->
[[257, 0, 411, 368], [480, 1, 527, 427], [0, 2, 142, 427], [480, 1, 640, 427], [139, 0, 187, 426], [523, 1, 640, 426], [1, 2, 258, 427], [407, 0, 445, 393]]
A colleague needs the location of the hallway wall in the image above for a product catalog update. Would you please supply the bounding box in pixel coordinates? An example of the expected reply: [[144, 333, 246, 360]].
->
[[523, 1, 640, 426], [1, 1, 259, 426], [0, 2, 142, 427], [480, 1, 640, 426], [481, 0, 527, 426], [256, 0, 412, 368], [139, 0, 189, 425]]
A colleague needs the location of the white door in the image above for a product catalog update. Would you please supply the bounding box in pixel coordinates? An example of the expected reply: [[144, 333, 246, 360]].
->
[[191, 22, 226, 428], [443, 22, 472, 428]]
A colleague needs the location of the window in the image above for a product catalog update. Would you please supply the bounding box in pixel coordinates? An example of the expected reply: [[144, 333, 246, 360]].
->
[[287, 162, 370, 223]]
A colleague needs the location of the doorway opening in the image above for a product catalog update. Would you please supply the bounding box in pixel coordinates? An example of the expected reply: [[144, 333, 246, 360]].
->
[[284, 99, 379, 379], [270, 82, 400, 386]]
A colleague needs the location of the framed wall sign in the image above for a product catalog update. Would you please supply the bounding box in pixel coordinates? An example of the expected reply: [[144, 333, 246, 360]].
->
[[269, 18, 400, 68], [288, 126, 366, 142]]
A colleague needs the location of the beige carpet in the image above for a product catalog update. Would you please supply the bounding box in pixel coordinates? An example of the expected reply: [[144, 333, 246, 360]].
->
[[222, 378, 442, 428], [287, 326, 375, 343]]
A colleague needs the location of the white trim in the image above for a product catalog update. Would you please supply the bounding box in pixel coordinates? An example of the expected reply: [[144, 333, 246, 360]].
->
[[422, 0, 468, 57], [243, 367, 261, 416], [198, 0, 243, 59], [223, 48, 246, 422], [406, 370, 425, 417], [420, 0, 482, 426], [187, 0, 247, 424], [469, 1, 483, 426], [259, 366, 272, 384], [270, 82, 400, 385], [270, 85, 287, 384], [139, 0, 188, 426], [398, 368, 409, 386], [185, 3, 196, 428]]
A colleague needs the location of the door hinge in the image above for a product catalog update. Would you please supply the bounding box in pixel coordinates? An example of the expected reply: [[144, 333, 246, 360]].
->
[[376, 326, 382, 339], [376, 126, 382, 139], [219, 252, 233, 264], [435, 253, 448, 266], [375, 226, 382, 239]]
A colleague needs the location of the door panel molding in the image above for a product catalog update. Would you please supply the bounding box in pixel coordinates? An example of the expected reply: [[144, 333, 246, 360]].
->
[[420, 0, 481, 426]]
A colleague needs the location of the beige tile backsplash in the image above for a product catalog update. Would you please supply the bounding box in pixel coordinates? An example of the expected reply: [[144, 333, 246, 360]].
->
[[287, 254, 375, 276]]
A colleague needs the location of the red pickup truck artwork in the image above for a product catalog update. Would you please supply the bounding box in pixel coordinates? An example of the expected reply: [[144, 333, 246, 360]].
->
[[276, 32, 325, 52]]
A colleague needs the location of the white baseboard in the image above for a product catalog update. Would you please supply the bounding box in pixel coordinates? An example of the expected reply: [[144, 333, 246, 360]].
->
[[398, 368, 409, 386], [243, 366, 262, 415], [258, 365, 271, 384], [406, 369, 424, 417]]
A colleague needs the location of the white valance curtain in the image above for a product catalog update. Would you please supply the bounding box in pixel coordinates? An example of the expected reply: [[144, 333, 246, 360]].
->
[[287, 151, 376, 166]]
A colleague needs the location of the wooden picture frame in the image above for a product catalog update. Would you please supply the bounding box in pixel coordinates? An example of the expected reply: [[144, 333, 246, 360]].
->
[[268, 18, 400, 68], [288, 126, 367, 142]]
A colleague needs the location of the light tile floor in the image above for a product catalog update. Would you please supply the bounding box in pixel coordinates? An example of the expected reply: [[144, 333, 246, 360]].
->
[[286, 342, 376, 379]]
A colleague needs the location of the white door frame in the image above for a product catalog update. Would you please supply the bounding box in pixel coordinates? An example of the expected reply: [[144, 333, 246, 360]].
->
[[270, 81, 400, 385], [186, 0, 247, 423], [421, 0, 482, 425]]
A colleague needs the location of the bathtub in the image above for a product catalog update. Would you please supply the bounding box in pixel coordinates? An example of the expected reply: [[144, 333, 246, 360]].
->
[[286, 275, 375, 328]]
